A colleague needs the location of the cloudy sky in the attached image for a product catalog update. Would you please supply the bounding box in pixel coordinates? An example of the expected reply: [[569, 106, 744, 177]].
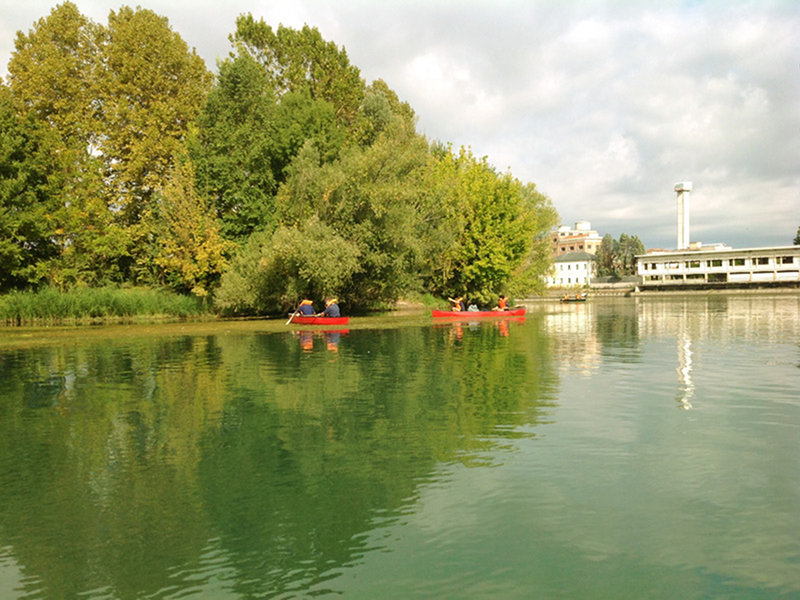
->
[[1, 0, 798, 249]]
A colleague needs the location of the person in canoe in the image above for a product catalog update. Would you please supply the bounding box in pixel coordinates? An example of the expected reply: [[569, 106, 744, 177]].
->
[[448, 296, 466, 312], [295, 298, 316, 315], [319, 297, 341, 318], [494, 295, 509, 311]]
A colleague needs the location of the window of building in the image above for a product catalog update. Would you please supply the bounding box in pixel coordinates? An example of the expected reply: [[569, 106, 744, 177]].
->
[[686, 260, 700, 268], [754, 257, 770, 266], [666, 262, 679, 269], [708, 259, 723, 267], [731, 258, 745, 266], [779, 256, 795, 265]]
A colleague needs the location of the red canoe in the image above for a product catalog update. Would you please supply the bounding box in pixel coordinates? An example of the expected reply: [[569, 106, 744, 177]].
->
[[289, 315, 350, 326], [432, 307, 526, 318]]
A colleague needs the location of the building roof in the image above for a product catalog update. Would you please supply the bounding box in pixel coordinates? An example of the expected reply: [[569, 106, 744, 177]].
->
[[636, 245, 800, 259], [554, 251, 597, 262]]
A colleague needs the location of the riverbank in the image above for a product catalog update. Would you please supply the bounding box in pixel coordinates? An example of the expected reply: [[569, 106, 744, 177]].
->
[[519, 285, 800, 302], [0, 286, 207, 326]]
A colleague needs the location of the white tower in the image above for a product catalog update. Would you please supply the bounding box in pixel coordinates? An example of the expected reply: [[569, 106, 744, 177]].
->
[[675, 181, 692, 249]]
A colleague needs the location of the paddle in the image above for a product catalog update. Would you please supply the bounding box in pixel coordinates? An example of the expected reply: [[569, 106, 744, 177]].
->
[[286, 306, 300, 325]]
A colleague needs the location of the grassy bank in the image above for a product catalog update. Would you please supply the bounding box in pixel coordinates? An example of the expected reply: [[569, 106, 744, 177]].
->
[[0, 286, 208, 326]]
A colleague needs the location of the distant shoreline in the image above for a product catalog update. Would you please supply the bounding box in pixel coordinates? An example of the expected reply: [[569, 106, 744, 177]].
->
[[520, 286, 800, 302]]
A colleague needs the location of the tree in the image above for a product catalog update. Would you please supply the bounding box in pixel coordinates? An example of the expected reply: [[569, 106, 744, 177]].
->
[[231, 17, 365, 130], [5, 3, 213, 289], [214, 218, 360, 315], [191, 54, 281, 241], [421, 146, 557, 305], [0, 85, 59, 290], [5, 4, 126, 289], [274, 116, 431, 308], [508, 183, 560, 297], [618, 233, 645, 275], [794, 226, 800, 246], [144, 159, 232, 297], [7, 2, 100, 150], [595, 233, 645, 278], [96, 6, 213, 227]]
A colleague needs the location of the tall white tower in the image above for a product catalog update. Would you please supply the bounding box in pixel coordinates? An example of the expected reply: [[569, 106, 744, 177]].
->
[[675, 181, 692, 249]]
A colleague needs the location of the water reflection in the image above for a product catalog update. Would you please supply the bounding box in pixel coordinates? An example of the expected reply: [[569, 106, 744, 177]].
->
[[637, 295, 800, 409], [541, 294, 800, 409], [432, 317, 526, 346], [676, 334, 694, 410], [0, 320, 557, 599], [292, 329, 348, 353]]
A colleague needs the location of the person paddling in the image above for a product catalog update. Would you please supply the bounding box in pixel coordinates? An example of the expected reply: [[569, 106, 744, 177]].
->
[[296, 299, 316, 315], [286, 298, 316, 324], [494, 295, 509, 311], [319, 297, 340, 318], [448, 296, 466, 312]]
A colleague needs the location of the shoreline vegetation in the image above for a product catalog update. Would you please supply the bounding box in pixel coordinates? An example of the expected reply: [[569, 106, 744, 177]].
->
[[1, 5, 560, 319], [0, 286, 207, 326], [0, 286, 444, 327]]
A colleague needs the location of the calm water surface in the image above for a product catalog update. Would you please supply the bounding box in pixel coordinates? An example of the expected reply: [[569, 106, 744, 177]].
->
[[0, 296, 798, 598]]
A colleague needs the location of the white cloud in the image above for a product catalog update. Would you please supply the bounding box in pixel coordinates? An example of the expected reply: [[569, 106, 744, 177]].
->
[[1, 0, 798, 249]]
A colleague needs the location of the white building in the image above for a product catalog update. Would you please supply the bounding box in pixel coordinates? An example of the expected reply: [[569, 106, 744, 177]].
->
[[637, 245, 800, 288], [551, 221, 603, 256], [547, 251, 597, 287]]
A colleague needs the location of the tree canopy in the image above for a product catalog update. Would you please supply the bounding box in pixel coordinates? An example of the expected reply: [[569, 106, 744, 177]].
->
[[595, 233, 645, 278], [2, 4, 560, 312]]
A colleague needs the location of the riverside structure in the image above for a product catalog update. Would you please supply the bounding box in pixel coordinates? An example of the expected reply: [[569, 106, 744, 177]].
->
[[636, 244, 800, 289]]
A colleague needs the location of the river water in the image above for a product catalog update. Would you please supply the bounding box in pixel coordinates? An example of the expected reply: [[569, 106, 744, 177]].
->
[[0, 296, 798, 599]]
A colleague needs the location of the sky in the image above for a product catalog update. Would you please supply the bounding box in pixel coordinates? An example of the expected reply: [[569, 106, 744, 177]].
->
[[1, 0, 798, 250]]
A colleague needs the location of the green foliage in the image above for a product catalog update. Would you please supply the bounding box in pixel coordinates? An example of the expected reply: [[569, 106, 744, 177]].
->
[[96, 6, 213, 225], [6, 2, 213, 290], [794, 226, 800, 246], [0, 285, 204, 324], [232, 17, 365, 129], [596, 233, 618, 277], [190, 54, 280, 240], [214, 220, 360, 315], [144, 160, 232, 297], [422, 147, 558, 305], [8, 2, 100, 149], [0, 86, 58, 290], [274, 117, 431, 309], [508, 183, 560, 297], [3, 7, 561, 316], [596, 232, 645, 278]]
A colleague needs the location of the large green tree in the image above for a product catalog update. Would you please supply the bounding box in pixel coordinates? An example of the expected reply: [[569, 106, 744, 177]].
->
[[422, 146, 558, 305], [793, 226, 800, 246], [596, 233, 645, 278], [191, 54, 280, 241], [192, 53, 345, 241], [6, 2, 127, 289], [216, 115, 430, 314], [231, 17, 365, 130], [96, 5, 213, 227], [0, 85, 59, 290], [6, 2, 213, 289]]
